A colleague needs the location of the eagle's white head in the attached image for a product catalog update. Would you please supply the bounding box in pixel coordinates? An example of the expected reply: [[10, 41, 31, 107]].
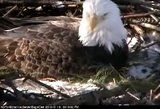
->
[[78, 0, 127, 53]]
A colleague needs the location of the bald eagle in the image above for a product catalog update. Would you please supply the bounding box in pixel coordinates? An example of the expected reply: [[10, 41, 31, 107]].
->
[[0, 0, 128, 78]]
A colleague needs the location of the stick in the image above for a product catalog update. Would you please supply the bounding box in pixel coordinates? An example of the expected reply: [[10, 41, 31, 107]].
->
[[122, 12, 154, 19], [23, 75, 70, 98], [0, 0, 83, 6], [3, 5, 17, 18]]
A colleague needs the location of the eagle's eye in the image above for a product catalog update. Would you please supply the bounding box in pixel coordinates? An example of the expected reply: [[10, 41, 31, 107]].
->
[[101, 13, 108, 20], [103, 13, 108, 17]]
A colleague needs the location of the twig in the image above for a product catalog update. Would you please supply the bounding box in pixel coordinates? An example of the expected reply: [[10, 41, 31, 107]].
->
[[129, 18, 160, 32], [0, 0, 83, 6], [153, 84, 160, 95], [132, 41, 159, 53], [139, 23, 160, 32], [115, 0, 160, 10], [109, 64, 125, 78], [23, 75, 70, 98], [0, 87, 16, 101], [54, 87, 125, 105], [1, 77, 29, 103], [2, 5, 17, 18], [140, 41, 160, 50], [129, 24, 144, 36], [153, 93, 160, 102], [122, 12, 154, 19], [149, 89, 153, 101], [150, 14, 159, 22], [126, 92, 140, 101]]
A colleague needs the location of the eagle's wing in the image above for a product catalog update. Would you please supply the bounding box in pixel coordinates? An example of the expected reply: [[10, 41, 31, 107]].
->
[[0, 16, 82, 78]]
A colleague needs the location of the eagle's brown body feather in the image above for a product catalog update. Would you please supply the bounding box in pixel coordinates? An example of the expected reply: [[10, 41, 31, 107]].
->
[[0, 17, 128, 78]]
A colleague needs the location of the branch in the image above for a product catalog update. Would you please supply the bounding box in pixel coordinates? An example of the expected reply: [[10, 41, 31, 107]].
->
[[0, 0, 83, 6]]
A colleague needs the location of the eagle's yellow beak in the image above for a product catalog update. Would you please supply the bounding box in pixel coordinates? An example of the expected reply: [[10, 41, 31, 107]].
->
[[89, 13, 99, 31]]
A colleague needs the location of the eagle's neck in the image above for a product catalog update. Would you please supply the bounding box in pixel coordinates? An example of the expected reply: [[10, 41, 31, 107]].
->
[[78, 30, 127, 54], [74, 40, 128, 69]]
